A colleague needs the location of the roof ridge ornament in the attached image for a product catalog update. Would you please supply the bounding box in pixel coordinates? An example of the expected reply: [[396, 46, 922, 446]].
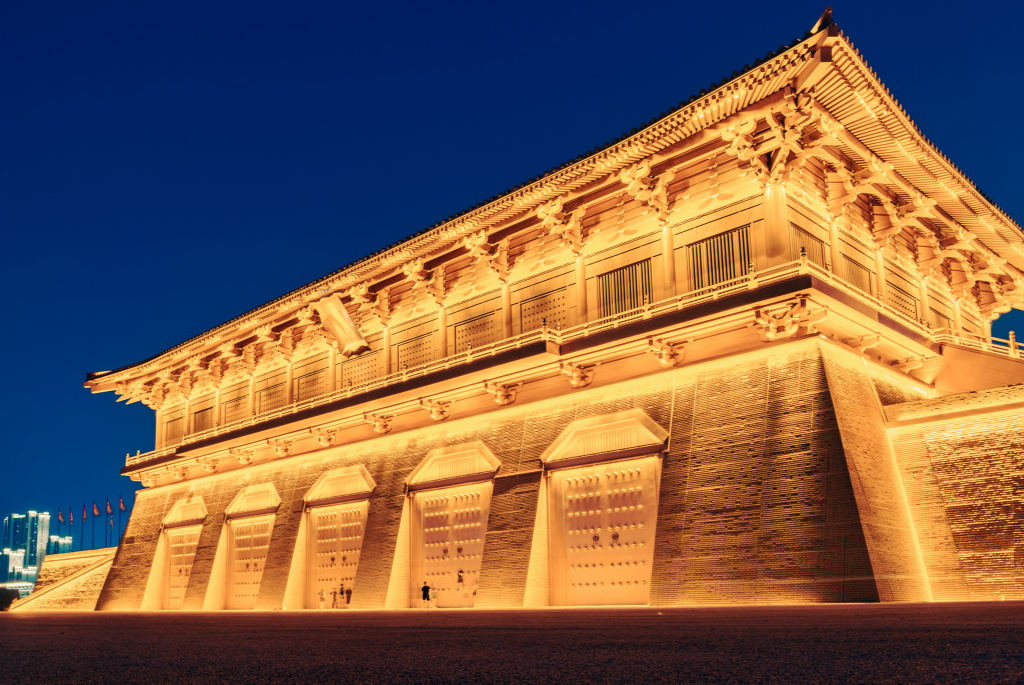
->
[[810, 7, 833, 34]]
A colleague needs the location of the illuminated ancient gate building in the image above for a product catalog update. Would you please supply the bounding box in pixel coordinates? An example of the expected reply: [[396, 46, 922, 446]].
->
[[18, 13, 1024, 612]]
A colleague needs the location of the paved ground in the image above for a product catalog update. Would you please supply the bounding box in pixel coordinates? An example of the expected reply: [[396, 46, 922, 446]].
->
[[3, 603, 1023, 684]]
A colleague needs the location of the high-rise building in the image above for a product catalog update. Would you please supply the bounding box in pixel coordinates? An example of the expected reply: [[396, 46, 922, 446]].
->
[[16, 13, 1024, 612], [2, 511, 52, 583], [46, 536, 73, 555], [0, 548, 25, 583]]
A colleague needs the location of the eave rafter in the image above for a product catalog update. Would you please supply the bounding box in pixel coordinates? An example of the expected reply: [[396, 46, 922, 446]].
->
[[89, 21, 1024, 408]]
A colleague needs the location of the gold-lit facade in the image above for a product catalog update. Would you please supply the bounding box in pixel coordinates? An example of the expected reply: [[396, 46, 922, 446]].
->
[[17, 17, 1024, 611]]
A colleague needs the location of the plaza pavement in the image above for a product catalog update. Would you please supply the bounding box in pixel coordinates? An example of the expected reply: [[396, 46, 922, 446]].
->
[[2, 602, 1023, 683]]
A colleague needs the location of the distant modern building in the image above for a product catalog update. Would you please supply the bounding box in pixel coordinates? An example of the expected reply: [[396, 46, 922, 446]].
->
[[0, 548, 25, 583], [46, 536, 73, 555], [16, 13, 1024, 612], [2, 511, 50, 580]]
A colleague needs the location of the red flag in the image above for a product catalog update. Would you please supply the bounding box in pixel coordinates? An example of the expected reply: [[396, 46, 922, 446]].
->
[[119, 496, 126, 512], [82, 504, 87, 522], [70, 508, 74, 525], [106, 499, 112, 515], [93, 502, 100, 516], [58, 510, 65, 524], [109, 516, 114, 529]]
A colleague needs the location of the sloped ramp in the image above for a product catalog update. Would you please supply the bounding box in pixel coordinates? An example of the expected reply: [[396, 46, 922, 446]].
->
[[11, 548, 117, 612]]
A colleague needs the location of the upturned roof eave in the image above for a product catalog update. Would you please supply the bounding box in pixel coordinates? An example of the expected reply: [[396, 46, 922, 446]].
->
[[85, 26, 829, 389], [86, 19, 1024, 391]]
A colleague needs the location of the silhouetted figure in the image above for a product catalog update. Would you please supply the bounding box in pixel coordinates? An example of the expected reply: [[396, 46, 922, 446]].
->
[[421, 581, 431, 608]]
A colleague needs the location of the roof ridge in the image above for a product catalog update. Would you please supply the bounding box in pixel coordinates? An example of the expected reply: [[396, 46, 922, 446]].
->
[[88, 25, 818, 380]]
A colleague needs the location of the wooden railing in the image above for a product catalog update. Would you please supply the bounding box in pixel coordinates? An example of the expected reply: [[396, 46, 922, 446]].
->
[[125, 257, 1021, 469]]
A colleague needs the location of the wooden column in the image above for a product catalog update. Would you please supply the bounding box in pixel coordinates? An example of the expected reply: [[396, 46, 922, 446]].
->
[[828, 219, 842, 275], [918, 276, 931, 327], [285, 360, 294, 405], [437, 305, 448, 359], [661, 222, 677, 297], [763, 182, 790, 267], [501, 282, 513, 338], [874, 250, 888, 302], [327, 345, 337, 391], [212, 388, 221, 430], [575, 255, 587, 324], [383, 325, 392, 375], [247, 374, 256, 417]]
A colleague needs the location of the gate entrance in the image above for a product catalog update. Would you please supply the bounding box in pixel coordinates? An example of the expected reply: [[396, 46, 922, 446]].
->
[[411, 481, 492, 607], [164, 524, 202, 610], [548, 455, 660, 606], [307, 501, 368, 609], [227, 514, 274, 609]]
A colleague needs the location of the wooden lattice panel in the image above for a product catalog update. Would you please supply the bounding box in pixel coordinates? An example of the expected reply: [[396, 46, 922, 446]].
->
[[397, 334, 434, 371], [790, 224, 827, 267], [839, 254, 872, 294], [598, 259, 652, 317], [338, 350, 380, 388], [220, 384, 250, 425], [685, 227, 750, 292], [255, 372, 287, 414], [885, 283, 920, 320], [519, 288, 568, 332], [454, 312, 499, 353]]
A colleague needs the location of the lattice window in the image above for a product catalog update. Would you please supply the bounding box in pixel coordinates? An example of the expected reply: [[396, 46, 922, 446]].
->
[[255, 372, 287, 414], [293, 356, 329, 402], [686, 226, 750, 292], [929, 307, 952, 332], [839, 254, 872, 294], [338, 350, 380, 388], [886, 282, 919, 320], [163, 411, 185, 446], [454, 312, 499, 353], [397, 334, 434, 371], [192, 407, 214, 433], [221, 385, 250, 425], [790, 224, 826, 267], [520, 288, 568, 332], [598, 259, 653, 317]]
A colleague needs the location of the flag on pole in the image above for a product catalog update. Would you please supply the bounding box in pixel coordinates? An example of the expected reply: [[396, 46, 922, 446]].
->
[[58, 510, 65, 524], [70, 508, 74, 525], [119, 496, 126, 512], [106, 499, 112, 515], [109, 516, 114, 529], [82, 504, 87, 522], [93, 502, 100, 516]]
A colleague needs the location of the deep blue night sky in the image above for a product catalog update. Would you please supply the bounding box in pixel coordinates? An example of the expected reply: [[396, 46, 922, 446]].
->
[[2, 2, 1022, 543]]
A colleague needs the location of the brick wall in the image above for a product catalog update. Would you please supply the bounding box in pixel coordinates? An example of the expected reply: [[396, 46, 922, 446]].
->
[[99, 340, 883, 610]]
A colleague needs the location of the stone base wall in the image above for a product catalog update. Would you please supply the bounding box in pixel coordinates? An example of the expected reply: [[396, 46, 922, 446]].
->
[[98, 340, 889, 610], [12, 549, 116, 612], [891, 405, 1024, 601]]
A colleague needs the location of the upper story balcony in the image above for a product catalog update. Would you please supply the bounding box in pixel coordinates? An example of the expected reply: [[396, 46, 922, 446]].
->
[[124, 251, 1024, 472]]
